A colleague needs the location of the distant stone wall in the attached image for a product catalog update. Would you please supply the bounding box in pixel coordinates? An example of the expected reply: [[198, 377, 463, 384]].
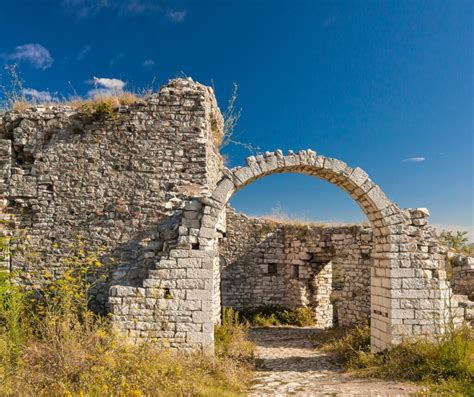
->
[[219, 208, 374, 327], [0, 78, 223, 310], [452, 255, 474, 297]]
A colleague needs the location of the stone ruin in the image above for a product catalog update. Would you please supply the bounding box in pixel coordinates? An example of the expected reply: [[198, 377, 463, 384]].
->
[[220, 208, 374, 329], [0, 78, 472, 354]]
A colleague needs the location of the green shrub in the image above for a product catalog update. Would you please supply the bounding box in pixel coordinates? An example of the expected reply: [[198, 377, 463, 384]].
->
[[81, 97, 118, 120], [0, 248, 255, 396], [326, 323, 371, 366], [215, 307, 255, 363], [239, 305, 316, 327], [0, 271, 31, 373], [325, 324, 474, 396]]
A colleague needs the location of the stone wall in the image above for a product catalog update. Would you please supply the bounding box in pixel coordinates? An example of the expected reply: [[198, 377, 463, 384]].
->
[[0, 78, 223, 310], [451, 255, 474, 297], [219, 208, 373, 327], [0, 77, 463, 353]]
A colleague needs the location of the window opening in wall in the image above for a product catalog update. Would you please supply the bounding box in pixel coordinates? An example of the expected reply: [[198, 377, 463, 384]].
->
[[293, 264, 299, 278], [267, 263, 277, 275], [163, 288, 173, 299]]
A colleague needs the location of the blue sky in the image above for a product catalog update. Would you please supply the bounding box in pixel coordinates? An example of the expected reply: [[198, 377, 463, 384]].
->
[[1, 1, 473, 238]]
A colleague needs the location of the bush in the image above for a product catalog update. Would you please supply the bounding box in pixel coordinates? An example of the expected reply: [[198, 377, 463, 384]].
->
[[326, 323, 371, 365], [0, 271, 31, 375], [239, 305, 316, 327], [325, 323, 474, 396], [215, 307, 255, 362], [0, 246, 255, 396]]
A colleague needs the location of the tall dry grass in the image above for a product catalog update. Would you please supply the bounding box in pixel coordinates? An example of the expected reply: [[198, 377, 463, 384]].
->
[[321, 323, 474, 396], [0, 242, 254, 396]]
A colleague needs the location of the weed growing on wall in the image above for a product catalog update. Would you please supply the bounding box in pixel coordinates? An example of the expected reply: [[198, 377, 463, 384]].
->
[[80, 97, 118, 120], [0, 64, 27, 110], [219, 82, 260, 154], [0, 63, 141, 116]]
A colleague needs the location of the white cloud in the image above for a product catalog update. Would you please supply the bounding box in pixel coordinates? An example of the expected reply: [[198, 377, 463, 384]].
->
[[402, 157, 425, 163], [93, 77, 126, 90], [23, 88, 55, 102], [89, 77, 126, 96], [166, 9, 187, 22], [77, 45, 91, 61], [88, 88, 112, 97], [4, 43, 53, 70], [142, 59, 155, 67]]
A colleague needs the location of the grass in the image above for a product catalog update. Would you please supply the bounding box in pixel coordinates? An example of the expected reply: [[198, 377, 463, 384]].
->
[[4, 90, 141, 123], [0, 63, 144, 116], [0, 245, 255, 397], [215, 307, 256, 362], [10, 92, 141, 117], [319, 323, 474, 396], [238, 305, 316, 327]]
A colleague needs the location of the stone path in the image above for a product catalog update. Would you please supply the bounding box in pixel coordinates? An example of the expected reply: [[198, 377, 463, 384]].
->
[[248, 327, 421, 397]]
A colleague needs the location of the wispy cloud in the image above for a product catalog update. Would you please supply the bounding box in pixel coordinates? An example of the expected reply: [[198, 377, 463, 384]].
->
[[3, 43, 53, 70], [142, 59, 155, 67], [77, 45, 91, 61], [166, 9, 187, 22], [109, 52, 125, 67], [121, 0, 161, 15], [89, 76, 126, 97], [62, 0, 187, 21], [402, 157, 425, 163], [62, 0, 109, 17], [23, 88, 56, 102]]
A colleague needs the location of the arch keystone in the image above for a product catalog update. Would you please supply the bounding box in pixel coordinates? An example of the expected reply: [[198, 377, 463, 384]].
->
[[283, 154, 299, 167], [264, 153, 278, 171]]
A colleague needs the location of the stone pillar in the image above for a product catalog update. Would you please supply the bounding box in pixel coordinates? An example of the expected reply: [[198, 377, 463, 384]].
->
[[109, 199, 217, 353], [370, 207, 455, 351], [311, 260, 333, 329]]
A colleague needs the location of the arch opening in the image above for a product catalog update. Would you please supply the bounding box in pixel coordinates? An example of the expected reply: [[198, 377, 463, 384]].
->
[[218, 205, 373, 330], [219, 173, 372, 329], [108, 150, 455, 355], [199, 151, 453, 353]]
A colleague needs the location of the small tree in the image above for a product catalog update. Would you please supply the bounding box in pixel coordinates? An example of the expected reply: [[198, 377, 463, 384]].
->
[[439, 230, 471, 254]]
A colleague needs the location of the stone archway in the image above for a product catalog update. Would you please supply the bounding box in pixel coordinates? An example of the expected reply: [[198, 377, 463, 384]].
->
[[200, 150, 453, 352], [109, 149, 454, 354]]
